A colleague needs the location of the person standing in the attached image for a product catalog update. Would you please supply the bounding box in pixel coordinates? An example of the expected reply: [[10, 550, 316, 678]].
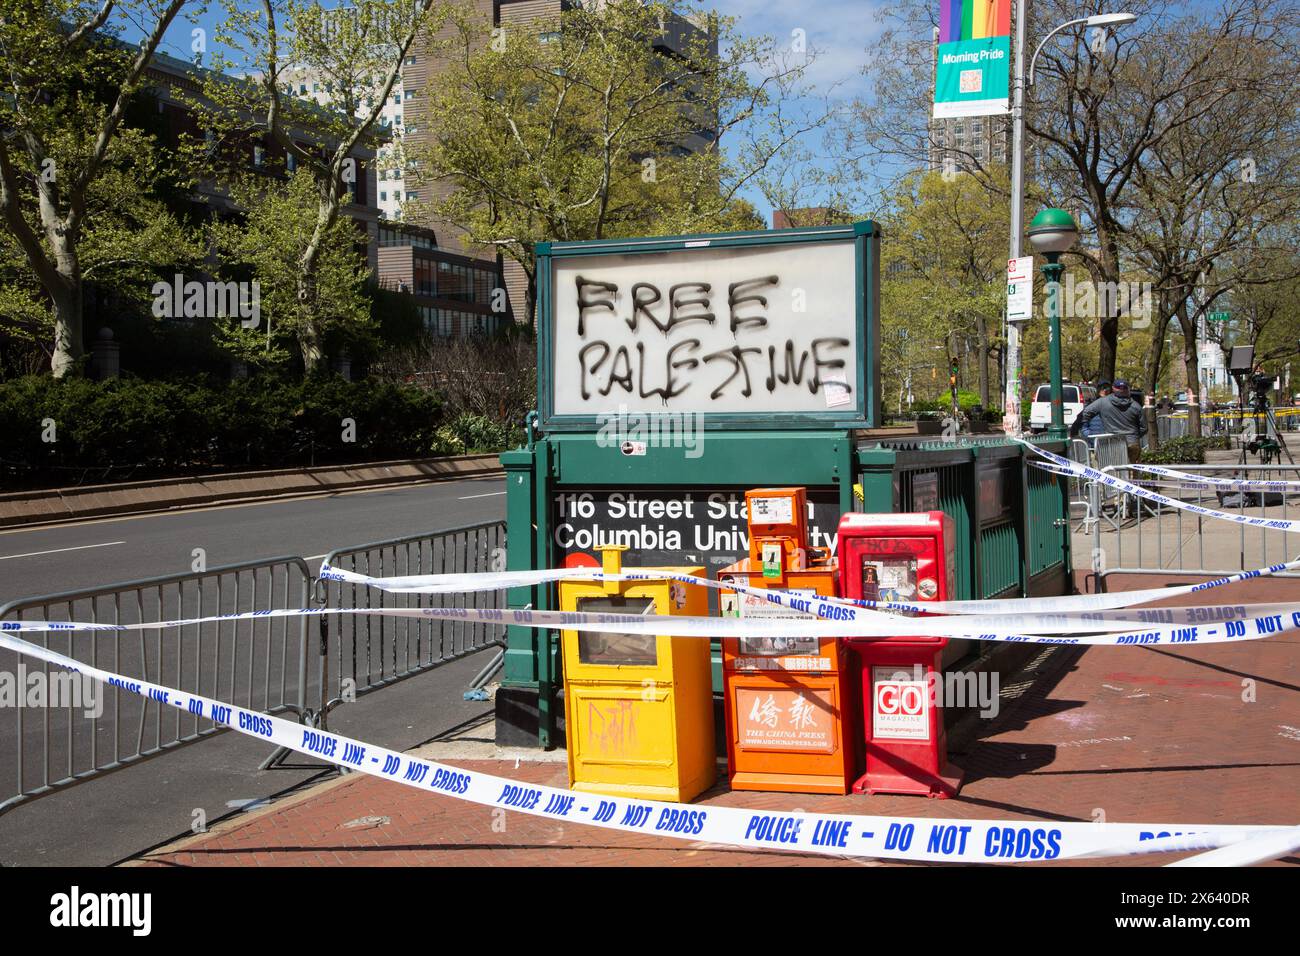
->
[[1072, 380, 1111, 443], [1075, 379, 1147, 457]]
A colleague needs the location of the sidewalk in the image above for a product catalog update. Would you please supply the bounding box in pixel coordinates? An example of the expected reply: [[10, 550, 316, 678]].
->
[[128, 575, 1300, 868]]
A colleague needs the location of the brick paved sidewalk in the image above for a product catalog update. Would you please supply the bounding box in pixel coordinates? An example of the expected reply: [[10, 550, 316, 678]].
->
[[130, 576, 1300, 867]]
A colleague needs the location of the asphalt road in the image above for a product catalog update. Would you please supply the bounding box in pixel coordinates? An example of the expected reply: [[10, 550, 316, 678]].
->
[[0, 477, 506, 867], [0, 476, 506, 605]]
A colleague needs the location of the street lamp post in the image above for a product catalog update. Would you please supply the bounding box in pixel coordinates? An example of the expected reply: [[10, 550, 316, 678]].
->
[[1028, 208, 1080, 439], [1005, 8, 1136, 437]]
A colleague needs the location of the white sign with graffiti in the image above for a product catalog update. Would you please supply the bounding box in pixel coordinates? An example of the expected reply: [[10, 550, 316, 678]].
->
[[550, 240, 859, 416]]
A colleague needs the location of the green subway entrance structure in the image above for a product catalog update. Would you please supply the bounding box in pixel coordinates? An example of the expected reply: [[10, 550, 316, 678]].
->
[[496, 223, 1071, 748]]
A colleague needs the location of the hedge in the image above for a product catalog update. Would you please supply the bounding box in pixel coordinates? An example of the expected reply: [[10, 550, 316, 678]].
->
[[1138, 436, 1213, 465], [0, 375, 447, 487]]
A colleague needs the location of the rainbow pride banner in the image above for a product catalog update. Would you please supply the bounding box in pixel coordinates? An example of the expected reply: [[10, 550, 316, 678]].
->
[[934, 0, 1011, 119]]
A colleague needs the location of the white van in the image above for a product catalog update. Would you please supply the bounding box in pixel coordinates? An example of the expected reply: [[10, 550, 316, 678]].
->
[[1028, 383, 1097, 433]]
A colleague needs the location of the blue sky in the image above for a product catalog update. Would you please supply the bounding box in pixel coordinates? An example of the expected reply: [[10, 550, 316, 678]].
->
[[127, 1, 890, 223]]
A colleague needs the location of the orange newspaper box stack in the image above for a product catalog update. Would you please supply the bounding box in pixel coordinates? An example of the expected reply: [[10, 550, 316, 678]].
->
[[718, 487, 857, 794]]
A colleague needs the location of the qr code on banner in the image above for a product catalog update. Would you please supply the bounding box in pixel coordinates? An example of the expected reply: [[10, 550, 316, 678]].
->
[[960, 69, 982, 93]]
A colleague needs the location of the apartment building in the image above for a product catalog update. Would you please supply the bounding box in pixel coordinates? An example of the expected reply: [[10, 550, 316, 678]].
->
[[278, 62, 413, 222], [143, 51, 384, 273]]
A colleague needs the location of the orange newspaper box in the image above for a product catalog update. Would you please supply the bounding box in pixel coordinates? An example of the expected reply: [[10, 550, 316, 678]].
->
[[718, 487, 858, 794]]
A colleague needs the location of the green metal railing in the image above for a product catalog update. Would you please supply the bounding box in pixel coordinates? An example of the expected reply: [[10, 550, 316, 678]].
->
[[857, 435, 1071, 602]]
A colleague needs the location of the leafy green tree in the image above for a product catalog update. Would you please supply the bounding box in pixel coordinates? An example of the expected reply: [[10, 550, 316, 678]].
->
[[0, 0, 194, 376], [198, 0, 448, 373], [414, 0, 829, 325], [880, 171, 1009, 410], [211, 169, 371, 373]]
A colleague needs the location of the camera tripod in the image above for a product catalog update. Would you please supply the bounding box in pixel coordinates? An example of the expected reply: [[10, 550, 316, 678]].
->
[[1239, 397, 1294, 466]]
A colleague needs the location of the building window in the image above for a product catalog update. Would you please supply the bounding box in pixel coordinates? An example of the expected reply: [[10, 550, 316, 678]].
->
[[404, 89, 414, 100], [253, 145, 265, 167], [392, 93, 401, 105], [380, 191, 387, 202], [405, 55, 417, 65], [406, 191, 417, 201]]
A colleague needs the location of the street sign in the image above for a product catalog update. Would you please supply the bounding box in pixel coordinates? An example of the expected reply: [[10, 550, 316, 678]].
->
[[1007, 256, 1034, 324], [1208, 311, 1231, 322]]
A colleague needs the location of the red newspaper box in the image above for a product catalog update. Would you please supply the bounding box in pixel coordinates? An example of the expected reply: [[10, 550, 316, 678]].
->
[[836, 511, 964, 798]]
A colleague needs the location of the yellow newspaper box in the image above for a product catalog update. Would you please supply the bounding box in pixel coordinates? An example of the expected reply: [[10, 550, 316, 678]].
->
[[559, 544, 715, 803]]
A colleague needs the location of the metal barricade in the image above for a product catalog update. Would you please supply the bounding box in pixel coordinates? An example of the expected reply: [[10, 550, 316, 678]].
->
[[316, 521, 507, 721], [1067, 438, 1095, 530], [0, 557, 312, 818], [1087, 433, 1132, 523], [1157, 414, 1189, 441], [1086, 462, 1300, 584]]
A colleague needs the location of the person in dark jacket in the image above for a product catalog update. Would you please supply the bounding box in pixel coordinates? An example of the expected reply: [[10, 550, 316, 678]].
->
[[1076, 380, 1111, 440], [1075, 379, 1147, 443]]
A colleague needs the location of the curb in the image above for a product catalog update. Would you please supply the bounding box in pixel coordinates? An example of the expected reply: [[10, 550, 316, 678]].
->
[[0, 454, 504, 528]]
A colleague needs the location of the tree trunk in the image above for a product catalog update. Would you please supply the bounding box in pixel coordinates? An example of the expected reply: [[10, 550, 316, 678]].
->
[[1177, 301, 1201, 438], [1142, 296, 1176, 451], [49, 251, 83, 378], [298, 315, 324, 375], [524, 262, 538, 330], [974, 312, 990, 408], [1094, 233, 1123, 382]]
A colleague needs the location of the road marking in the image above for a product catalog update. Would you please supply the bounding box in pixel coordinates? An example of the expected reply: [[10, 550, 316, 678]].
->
[[459, 491, 506, 500], [0, 540, 125, 561], [0, 476, 504, 536]]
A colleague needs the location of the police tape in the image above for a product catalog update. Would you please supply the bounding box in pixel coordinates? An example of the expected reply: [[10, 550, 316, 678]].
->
[[1165, 826, 1300, 867], [1020, 441, 1300, 534], [0, 629, 1289, 865], [5, 591, 1300, 647], [320, 551, 1300, 619], [1127, 462, 1300, 491], [1034, 458, 1300, 494]]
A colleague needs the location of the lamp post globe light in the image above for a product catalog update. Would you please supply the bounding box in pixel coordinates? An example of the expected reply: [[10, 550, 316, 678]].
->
[[1027, 208, 1080, 439]]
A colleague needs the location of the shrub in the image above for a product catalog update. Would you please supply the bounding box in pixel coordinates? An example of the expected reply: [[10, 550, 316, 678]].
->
[[0, 374, 447, 487], [446, 413, 512, 452], [1139, 436, 1211, 465]]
